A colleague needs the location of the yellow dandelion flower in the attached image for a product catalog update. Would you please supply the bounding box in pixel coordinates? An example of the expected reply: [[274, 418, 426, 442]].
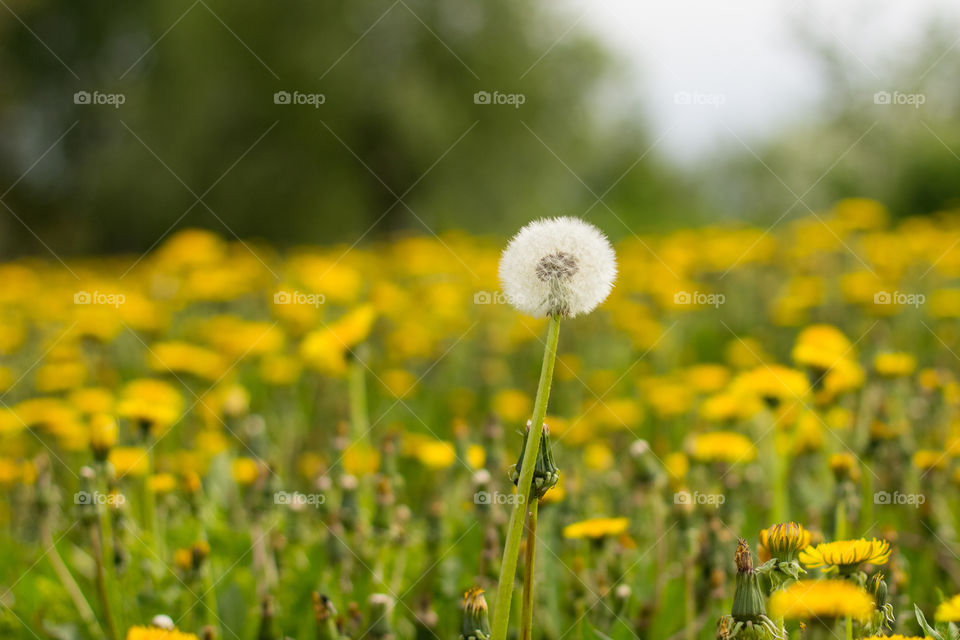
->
[[419, 441, 457, 470], [231, 458, 261, 486], [147, 473, 178, 494], [685, 364, 730, 393], [687, 431, 755, 464], [109, 447, 149, 478], [935, 594, 960, 622], [768, 579, 873, 621], [380, 368, 418, 399], [117, 379, 183, 434], [258, 354, 302, 386], [466, 444, 486, 470], [874, 352, 917, 378], [912, 449, 946, 472], [69, 387, 115, 415], [792, 324, 854, 371], [148, 341, 226, 381], [799, 538, 891, 572], [828, 453, 860, 481], [733, 365, 810, 406], [759, 522, 812, 561], [125, 625, 199, 640], [562, 517, 629, 540], [583, 443, 614, 471], [492, 389, 532, 424], [88, 413, 118, 459], [664, 452, 689, 483], [342, 443, 381, 477]]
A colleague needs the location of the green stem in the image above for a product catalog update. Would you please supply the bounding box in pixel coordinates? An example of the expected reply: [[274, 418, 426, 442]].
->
[[42, 523, 104, 640], [490, 315, 561, 640], [91, 523, 119, 640], [845, 616, 852, 640], [520, 498, 539, 640], [348, 352, 370, 441], [835, 498, 847, 541]]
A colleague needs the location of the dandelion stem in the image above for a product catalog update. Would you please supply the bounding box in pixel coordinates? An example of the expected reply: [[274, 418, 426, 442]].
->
[[490, 314, 561, 640], [41, 521, 104, 640], [520, 499, 539, 640], [90, 521, 119, 640], [348, 352, 370, 441], [835, 499, 847, 541]]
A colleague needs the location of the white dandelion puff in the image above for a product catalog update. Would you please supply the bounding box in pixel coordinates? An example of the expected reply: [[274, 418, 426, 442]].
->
[[498, 217, 617, 318]]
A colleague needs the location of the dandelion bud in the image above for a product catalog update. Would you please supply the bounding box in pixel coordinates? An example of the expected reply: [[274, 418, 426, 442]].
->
[[366, 594, 394, 640], [509, 421, 559, 500], [460, 587, 491, 640], [499, 217, 617, 318], [151, 614, 175, 630], [731, 539, 766, 619], [313, 592, 340, 640]]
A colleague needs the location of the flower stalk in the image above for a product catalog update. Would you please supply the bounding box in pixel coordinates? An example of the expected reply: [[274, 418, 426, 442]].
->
[[490, 314, 561, 640]]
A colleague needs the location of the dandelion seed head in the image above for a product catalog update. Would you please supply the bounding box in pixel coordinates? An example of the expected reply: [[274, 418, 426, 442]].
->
[[499, 217, 617, 318]]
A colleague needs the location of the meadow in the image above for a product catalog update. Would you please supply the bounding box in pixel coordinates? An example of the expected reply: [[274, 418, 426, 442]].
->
[[3, 199, 960, 640]]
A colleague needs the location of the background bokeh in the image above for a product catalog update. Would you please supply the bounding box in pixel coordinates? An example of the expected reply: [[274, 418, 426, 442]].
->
[[1, 0, 960, 254]]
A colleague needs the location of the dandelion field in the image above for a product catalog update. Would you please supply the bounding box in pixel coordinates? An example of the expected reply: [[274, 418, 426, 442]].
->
[[6, 199, 960, 640]]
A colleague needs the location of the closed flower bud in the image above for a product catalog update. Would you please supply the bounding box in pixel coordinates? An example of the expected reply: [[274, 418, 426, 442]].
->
[[460, 587, 490, 640], [509, 421, 559, 500]]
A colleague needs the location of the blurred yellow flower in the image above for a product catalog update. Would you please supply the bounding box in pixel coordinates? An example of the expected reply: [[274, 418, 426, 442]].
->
[[913, 449, 946, 472], [583, 443, 613, 471], [342, 443, 381, 477], [562, 517, 628, 540], [415, 439, 456, 470], [118, 379, 183, 434], [232, 457, 261, 486], [467, 444, 486, 470], [874, 352, 917, 378], [109, 447, 149, 477], [935, 594, 960, 622], [768, 579, 873, 621], [147, 473, 178, 494], [492, 389, 531, 424], [148, 341, 226, 381], [792, 324, 853, 371], [687, 431, 755, 464]]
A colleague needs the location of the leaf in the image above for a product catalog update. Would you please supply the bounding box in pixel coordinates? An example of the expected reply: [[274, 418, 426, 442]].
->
[[916, 603, 943, 640]]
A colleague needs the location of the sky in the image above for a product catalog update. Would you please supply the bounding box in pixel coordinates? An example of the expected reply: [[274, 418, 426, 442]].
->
[[565, 0, 960, 163]]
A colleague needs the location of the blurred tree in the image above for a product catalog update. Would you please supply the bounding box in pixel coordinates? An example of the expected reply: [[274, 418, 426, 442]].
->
[[0, 0, 693, 257], [703, 17, 960, 222]]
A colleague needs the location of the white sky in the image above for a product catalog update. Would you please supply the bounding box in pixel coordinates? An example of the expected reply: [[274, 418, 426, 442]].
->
[[564, 0, 960, 163]]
